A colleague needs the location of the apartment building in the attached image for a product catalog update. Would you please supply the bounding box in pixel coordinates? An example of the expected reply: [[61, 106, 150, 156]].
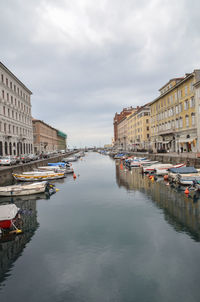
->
[[150, 70, 200, 153], [0, 62, 33, 156], [113, 107, 135, 145], [127, 104, 150, 151]]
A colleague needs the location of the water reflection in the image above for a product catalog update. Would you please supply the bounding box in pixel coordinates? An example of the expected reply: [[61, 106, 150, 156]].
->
[[115, 163, 200, 241], [0, 195, 39, 287]]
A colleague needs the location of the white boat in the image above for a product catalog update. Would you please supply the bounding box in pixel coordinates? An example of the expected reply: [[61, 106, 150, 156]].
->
[[36, 166, 74, 174], [64, 156, 77, 162], [0, 204, 21, 235], [0, 181, 51, 196], [154, 163, 186, 176], [13, 171, 65, 181]]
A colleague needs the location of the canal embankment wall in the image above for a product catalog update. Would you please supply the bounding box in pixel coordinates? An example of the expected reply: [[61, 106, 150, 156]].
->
[[0, 152, 75, 186]]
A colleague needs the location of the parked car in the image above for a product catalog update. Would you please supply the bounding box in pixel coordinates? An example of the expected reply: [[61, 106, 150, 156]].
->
[[28, 154, 38, 161], [0, 156, 16, 166], [20, 154, 31, 163], [13, 155, 21, 164]]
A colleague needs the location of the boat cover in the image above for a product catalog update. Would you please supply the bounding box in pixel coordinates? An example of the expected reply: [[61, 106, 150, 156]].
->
[[0, 204, 18, 221], [48, 162, 66, 167], [168, 167, 198, 174]]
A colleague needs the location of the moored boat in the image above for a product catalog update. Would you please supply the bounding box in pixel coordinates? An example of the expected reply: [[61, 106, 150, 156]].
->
[[0, 204, 22, 235], [13, 171, 65, 181], [154, 163, 186, 176], [0, 181, 53, 196]]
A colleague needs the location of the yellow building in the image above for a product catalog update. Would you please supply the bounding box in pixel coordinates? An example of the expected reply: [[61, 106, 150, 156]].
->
[[127, 104, 150, 151], [150, 70, 200, 153]]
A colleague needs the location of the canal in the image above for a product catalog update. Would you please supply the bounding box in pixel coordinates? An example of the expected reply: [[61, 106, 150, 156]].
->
[[1, 151, 200, 302]]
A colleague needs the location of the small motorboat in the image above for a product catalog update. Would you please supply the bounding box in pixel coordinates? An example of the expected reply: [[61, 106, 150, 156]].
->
[[168, 167, 199, 183], [13, 171, 66, 182], [0, 204, 22, 236], [63, 156, 77, 162], [48, 162, 68, 167], [37, 166, 74, 174], [0, 181, 54, 196], [154, 163, 186, 176]]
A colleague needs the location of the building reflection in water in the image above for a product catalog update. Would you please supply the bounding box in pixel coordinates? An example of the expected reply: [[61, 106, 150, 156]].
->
[[115, 161, 200, 242], [0, 194, 41, 287]]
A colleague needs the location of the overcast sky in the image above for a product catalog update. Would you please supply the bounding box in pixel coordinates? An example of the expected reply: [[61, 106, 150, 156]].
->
[[1, 0, 200, 147]]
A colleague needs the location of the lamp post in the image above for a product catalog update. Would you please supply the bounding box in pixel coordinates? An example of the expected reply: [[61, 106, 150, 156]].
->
[[176, 134, 180, 154]]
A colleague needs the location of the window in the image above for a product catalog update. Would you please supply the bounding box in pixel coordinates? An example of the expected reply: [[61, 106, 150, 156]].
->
[[1, 74, 3, 83], [192, 113, 195, 126], [185, 86, 188, 96], [11, 95, 13, 104], [6, 78, 8, 86], [179, 118, 183, 128], [176, 105, 179, 114], [184, 100, 189, 110], [179, 103, 182, 113], [185, 115, 189, 127], [2, 90, 4, 99], [3, 106, 5, 115], [190, 97, 195, 108], [7, 93, 9, 101], [176, 119, 179, 128], [146, 126, 149, 131]]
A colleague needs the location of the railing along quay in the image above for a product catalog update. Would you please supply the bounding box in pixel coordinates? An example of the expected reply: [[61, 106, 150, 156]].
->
[[0, 152, 76, 186]]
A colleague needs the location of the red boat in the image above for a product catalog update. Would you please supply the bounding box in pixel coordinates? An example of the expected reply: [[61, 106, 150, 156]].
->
[[0, 204, 22, 235]]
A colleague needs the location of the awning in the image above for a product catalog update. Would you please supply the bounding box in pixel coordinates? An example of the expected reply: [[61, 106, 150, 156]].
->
[[178, 137, 197, 143]]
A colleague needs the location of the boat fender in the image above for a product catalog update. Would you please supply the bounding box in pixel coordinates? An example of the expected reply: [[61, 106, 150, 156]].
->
[[185, 187, 189, 194]]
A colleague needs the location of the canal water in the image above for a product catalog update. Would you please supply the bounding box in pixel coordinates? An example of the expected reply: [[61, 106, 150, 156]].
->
[[1, 152, 200, 302]]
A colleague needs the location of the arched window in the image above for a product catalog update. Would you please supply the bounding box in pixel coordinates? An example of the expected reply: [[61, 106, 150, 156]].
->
[[185, 115, 189, 127], [0, 141, 3, 156], [9, 142, 12, 155], [5, 141, 8, 155], [191, 113, 195, 126]]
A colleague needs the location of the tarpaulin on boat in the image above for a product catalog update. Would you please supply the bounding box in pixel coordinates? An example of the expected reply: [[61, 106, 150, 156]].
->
[[168, 167, 198, 174], [0, 204, 18, 221]]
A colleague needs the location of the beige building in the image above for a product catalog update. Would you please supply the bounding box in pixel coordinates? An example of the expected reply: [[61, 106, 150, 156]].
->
[[0, 62, 33, 156], [127, 104, 150, 151], [150, 70, 200, 153]]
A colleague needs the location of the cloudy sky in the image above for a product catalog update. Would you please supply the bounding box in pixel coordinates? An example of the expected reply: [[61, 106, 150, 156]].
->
[[1, 0, 200, 147]]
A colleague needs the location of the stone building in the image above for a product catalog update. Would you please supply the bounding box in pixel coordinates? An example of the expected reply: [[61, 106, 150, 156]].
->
[[32, 119, 67, 153], [0, 62, 33, 156], [32, 119, 58, 153]]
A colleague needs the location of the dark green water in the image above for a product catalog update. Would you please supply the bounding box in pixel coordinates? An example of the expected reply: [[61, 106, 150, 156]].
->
[[1, 152, 200, 302]]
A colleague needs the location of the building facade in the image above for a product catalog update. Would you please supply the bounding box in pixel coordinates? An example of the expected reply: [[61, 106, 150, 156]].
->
[[57, 130, 67, 150], [33, 119, 58, 153], [113, 107, 135, 145], [33, 119, 67, 153], [127, 104, 150, 151], [0, 62, 33, 156], [150, 70, 200, 153]]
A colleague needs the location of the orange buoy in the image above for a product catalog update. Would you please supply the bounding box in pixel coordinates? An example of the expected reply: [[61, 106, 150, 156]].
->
[[184, 187, 189, 194], [120, 163, 123, 170], [73, 173, 77, 179], [149, 175, 152, 179], [164, 175, 168, 181]]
